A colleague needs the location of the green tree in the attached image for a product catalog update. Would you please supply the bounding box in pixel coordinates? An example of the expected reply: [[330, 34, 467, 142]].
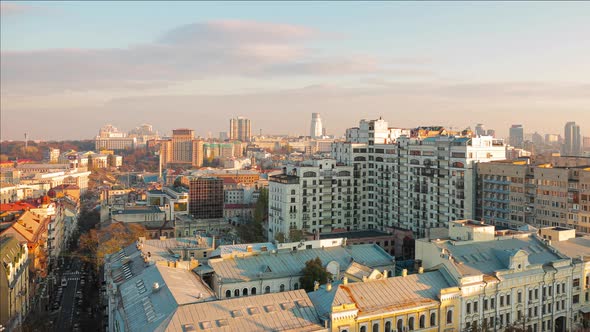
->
[[299, 257, 332, 292], [274, 232, 286, 243], [289, 229, 304, 242], [237, 188, 267, 243]]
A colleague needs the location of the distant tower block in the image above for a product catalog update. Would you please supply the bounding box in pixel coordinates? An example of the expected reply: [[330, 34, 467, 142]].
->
[[310, 113, 323, 139]]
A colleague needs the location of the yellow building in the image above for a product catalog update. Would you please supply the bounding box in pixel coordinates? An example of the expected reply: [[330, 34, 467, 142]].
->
[[308, 269, 461, 332], [0, 235, 30, 330]]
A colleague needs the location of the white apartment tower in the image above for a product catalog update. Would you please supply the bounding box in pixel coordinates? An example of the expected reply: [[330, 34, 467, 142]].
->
[[268, 159, 354, 241], [310, 113, 323, 139]]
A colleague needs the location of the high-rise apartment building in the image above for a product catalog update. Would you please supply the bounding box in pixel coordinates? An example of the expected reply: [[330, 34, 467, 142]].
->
[[188, 177, 224, 219], [563, 121, 581, 156], [157, 129, 204, 168], [477, 158, 590, 232], [269, 119, 506, 239], [229, 117, 251, 142], [310, 113, 323, 139], [509, 124, 524, 148], [268, 159, 354, 240]]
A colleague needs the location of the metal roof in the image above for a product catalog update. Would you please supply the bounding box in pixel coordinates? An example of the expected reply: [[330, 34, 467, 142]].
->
[[309, 270, 450, 319], [208, 244, 394, 283], [164, 289, 325, 332]]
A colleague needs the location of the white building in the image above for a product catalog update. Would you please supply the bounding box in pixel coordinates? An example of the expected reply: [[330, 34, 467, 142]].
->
[[332, 131, 506, 237], [268, 159, 354, 240], [310, 113, 323, 139]]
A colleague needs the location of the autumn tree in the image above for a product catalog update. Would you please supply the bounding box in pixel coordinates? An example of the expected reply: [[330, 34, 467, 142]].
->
[[79, 222, 146, 271], [300, 257, 332, 292], [237, 188, 267, 243]]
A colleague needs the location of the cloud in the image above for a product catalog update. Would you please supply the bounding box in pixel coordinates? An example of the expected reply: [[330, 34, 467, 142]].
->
[[2, 20, 411, 95]]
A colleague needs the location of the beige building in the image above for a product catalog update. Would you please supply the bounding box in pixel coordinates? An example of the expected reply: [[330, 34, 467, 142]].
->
[[417, 220, 581, 332], [477, 159, 590, 232], [0, 235, 30, 330], [157, 129, 204, 168]]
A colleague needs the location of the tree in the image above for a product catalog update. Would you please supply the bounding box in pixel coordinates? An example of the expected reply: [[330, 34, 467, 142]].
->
[[236, 188, 267, 243], [79, 222, 146, 271], [299, 257, 332, 292], [274, 232, 286, 243], [289, 229, 305, 242]]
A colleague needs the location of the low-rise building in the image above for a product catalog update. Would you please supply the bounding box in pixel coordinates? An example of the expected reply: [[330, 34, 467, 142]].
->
[[416, 219, 580, 331], [197, 238, 395, 300]]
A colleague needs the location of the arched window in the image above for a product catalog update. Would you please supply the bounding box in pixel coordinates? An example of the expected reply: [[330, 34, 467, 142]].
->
[[410, 159, 419, 165], [446, 309, 453, 324], [265, 286, 270, 294], [251, 287, 256, 295], [234, 289, 240, 297], [372, 323, 379, 332], [408, 317, 414, 331], [419, 315, 425, 328], [280, 284, 285, 292], [225, 290, 231, 298], [397, 319, 403, 331], [303, 171, 317, 177], [242, 288, 248, 296], [452, 161, 464, 168], [384, 321, 392, 332], [294, 283, 299, 290], [430, 312, 436, 326], [360, 326, 366, 332]]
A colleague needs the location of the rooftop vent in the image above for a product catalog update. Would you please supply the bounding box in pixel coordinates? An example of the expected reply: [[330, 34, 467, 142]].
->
[[152, 282, 160, 292]]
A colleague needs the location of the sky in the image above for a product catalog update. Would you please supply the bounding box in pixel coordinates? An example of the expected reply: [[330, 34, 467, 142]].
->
[[1, 1, 589, 141]]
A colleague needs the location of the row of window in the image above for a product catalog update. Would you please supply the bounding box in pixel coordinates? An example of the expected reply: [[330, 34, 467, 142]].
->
[[350, 311, 451, 332], [224, 283, 299, 298]]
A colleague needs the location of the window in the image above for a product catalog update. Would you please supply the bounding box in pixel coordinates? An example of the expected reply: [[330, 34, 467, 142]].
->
[[574, 278, 581, 288], [397, 319, 403, 331], [294, 283, 299, 290], [574, 295, 580, 304], [430, 312, 436, 326], [507, 294, 511, 305], [473, 301, 478, 312], [251, 287, 257, 295], [372, 323, 379, 332], [360, 326, 366, 332], [466, 303, 471, 314], [280, 284, 285, 292], [500, 295, 504, 307], [242, 288, 248, 296], [484, 299, 488, 310], [408, 317, 414, 331], [225, 290, 231, 298], [419, 315, 425, 329], [234, 289, 240, 297], [384, 321, 391, 332], [447, 310, 453, 324], [264, 286, 270, 294], [518, 291, 522, 303]]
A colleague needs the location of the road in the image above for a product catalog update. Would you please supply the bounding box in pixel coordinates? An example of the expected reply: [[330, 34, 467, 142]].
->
[[54, 259, 82, 332]]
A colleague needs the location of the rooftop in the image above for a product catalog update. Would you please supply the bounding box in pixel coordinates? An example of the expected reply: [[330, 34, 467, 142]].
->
[[550, 236, 590, 259], [164, 289, 324, 332], [319, 230, 392, 239]]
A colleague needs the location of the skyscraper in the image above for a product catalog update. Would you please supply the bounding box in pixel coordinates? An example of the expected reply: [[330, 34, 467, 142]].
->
[[310, 113, 323, 138], [189, 177, 224, 219], [509, 124, 524, 148], [229, 117, 251, 142], [474, 123, 486, 136], [563, 121, 581, 156]]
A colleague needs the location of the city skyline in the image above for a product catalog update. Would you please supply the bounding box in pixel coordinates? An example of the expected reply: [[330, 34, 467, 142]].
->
[[1, 2, 589, 140]]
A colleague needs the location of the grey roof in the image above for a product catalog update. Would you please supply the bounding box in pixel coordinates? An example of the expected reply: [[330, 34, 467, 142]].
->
[[209, 244, 394, 283], [434, 235, 564, 276], [319, 230, 392, 240], [551, 236, 590, 258], [164, 289, 324, 332], [309, 270, 450, 318], [108, 242, 149, 284], [118, 264, 215, 332]]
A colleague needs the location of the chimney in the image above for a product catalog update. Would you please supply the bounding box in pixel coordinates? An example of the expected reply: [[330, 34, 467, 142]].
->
[[383, 270, 388, 278], [402, 269, 408, 277], [342, 276, 348, 285], [418, 267, 424, 274], [313, 281, 319, 291], [326, 281, 332, 292], [362, 276, 368, 282]]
